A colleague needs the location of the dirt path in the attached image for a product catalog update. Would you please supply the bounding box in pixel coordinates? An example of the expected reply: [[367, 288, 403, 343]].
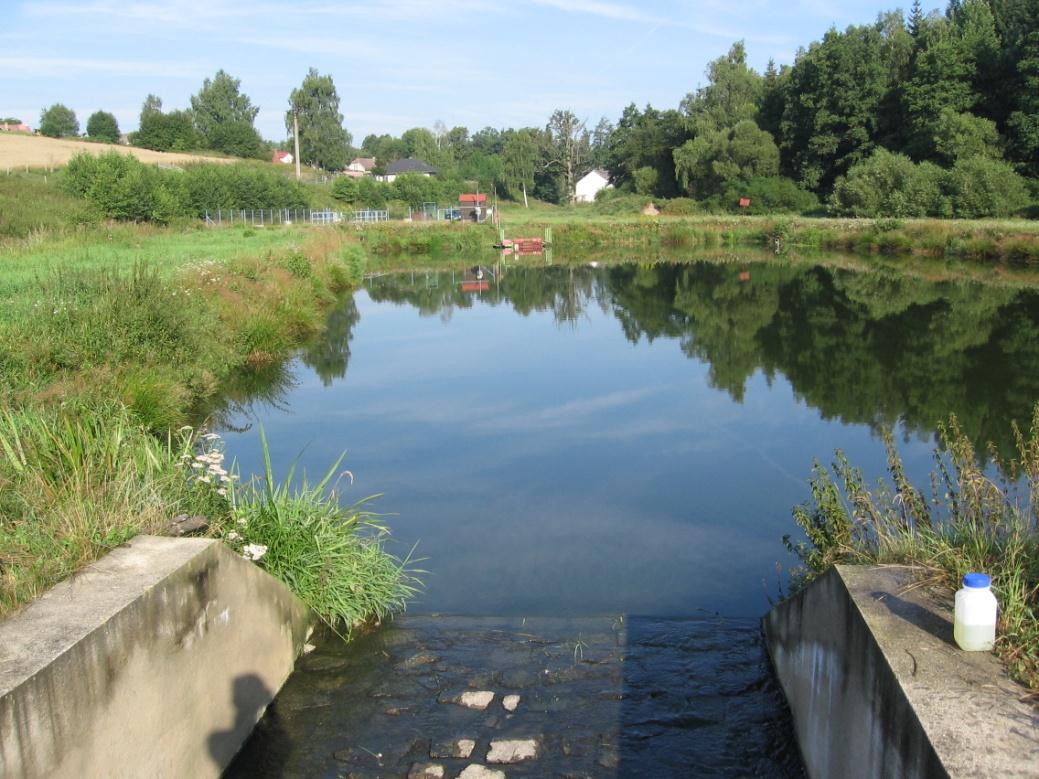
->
[[0, 133, 233, 169]]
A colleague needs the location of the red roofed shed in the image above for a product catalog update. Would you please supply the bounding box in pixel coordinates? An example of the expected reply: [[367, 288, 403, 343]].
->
[[458, 193, 488, 222]]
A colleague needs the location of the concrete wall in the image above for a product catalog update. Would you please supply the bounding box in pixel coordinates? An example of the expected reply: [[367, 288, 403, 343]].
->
[[764, 565, 1039, 779], [0, 536, 313, 779]]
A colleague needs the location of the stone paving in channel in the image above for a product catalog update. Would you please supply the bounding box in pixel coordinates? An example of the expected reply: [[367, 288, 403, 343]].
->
[[226, 615, 804, 778]]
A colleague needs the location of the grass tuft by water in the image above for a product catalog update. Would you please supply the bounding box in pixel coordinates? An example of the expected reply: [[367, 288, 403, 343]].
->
[[217, 430, 420, 633]]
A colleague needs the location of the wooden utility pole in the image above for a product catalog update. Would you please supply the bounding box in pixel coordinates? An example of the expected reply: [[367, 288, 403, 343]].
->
[[293, 110, 301, 181]]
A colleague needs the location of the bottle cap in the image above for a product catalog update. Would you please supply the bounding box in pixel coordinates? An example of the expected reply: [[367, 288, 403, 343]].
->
[[963, 572, 991, 588]]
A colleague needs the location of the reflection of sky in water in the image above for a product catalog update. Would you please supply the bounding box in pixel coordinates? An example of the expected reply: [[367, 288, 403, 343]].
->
[[221, 283, 938, 619]]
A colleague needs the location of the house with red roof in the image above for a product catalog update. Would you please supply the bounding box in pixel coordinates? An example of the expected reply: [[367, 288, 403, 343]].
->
[[459, 193, 487, 222]]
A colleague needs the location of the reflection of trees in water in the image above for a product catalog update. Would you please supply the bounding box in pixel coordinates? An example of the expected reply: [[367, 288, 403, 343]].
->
[[603, 263, 1039, 459], [365, 262, 1039, 457], [205, 360, 298, 433], [366, 265, 600, 327], [207, 297, 360, 429], [300, 296, 360, 386], [225, 262, 1039, 460]]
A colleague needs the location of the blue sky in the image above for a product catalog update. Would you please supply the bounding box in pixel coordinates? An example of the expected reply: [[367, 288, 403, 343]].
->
[[4, 1, 943, 143]]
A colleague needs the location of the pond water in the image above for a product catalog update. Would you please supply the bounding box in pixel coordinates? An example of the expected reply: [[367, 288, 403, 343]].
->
[[221, 257, 1039, 777], [220, 258, 1039, 618]]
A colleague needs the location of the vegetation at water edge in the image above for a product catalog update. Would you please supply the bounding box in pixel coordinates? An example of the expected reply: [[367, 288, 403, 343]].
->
[[0, 224, 414, 629], [785, 409, 1039, 693]]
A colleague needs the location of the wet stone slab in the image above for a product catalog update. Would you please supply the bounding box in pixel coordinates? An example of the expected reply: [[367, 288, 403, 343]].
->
[[226, 616, 804, 778]]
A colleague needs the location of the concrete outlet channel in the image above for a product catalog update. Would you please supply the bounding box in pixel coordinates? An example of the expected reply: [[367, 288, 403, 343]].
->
[[764, 565, 1038, 778], [2, 539, 1036, 778], [0, 536, 312, 779]]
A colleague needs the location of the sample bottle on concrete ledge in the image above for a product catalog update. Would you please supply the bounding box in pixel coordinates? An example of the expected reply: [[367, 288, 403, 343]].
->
[[954, 573, 998, 651]]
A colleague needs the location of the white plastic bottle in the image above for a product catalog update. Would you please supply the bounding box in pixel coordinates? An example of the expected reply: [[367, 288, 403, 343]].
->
[[954, 572, 998, 651]]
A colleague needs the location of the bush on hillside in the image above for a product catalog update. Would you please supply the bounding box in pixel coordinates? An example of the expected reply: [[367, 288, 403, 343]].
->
[[829, 149, 945, 218], [720, 177, 819, 214], [60, 153, 311, 222], [331, 176, 360, 204], [61, 153, 189, 223], [357, 177, 387, 208], [943, 156, 1031, 219], [207, 121, 266, 159], [180, 164, 310, 213], [133, 110, 201, 152]]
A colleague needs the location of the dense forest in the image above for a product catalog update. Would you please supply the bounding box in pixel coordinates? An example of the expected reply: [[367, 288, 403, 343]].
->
[[348, 0, 1039, 217]]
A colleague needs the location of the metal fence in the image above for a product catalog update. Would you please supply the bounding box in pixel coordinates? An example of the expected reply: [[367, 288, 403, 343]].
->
[[202, 208, 389, 226]]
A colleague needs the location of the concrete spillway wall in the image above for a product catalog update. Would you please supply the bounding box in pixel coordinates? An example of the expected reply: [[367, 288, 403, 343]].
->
[[0, 536, 313, 779], [764, 565, 1038, 779]]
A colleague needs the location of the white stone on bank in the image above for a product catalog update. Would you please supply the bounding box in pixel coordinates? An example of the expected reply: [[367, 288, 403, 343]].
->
[[407, 763, 445, 779]]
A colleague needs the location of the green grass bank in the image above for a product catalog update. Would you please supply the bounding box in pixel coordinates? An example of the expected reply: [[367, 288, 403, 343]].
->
[[490, 208, 1039, 263], [0, 222, 416, 629]]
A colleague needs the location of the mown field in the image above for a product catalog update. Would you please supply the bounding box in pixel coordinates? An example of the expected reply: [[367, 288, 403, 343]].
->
[[0, 132, 230, 170]]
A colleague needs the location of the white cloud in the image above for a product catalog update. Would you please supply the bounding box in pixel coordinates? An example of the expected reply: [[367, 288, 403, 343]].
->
[[0, 56, 205, 79], [528, 0, 669, 25], [27, 0, 501, 24]]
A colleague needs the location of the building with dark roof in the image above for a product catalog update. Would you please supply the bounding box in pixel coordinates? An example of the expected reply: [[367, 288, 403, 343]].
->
[[380, 158, 438, 182]]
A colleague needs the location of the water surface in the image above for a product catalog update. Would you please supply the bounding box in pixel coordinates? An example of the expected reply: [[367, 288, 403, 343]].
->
[[219, 259, 1039, 618]]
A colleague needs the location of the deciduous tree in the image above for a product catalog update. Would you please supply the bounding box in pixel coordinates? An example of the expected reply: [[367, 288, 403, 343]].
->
[[544, 109, 589, 204], [501, 128, 540, 204], [286, 68, 352, 171], [674, 120, 779, 198], [134, 109, 201, 152], [681, 41, 762, 134], [86, 110, 120, 143], [191, 69, 261, 155], [780, 24, 889, 191], [39, 103, 79, 138]]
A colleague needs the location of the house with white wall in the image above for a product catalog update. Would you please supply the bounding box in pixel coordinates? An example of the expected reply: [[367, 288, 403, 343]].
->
[[344, 157, 375, 178], [378, 158, 438, 183], [575, 169, 611, 203]]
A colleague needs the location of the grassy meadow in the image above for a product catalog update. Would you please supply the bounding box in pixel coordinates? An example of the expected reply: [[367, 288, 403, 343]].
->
[[0, 215, 420, 629]]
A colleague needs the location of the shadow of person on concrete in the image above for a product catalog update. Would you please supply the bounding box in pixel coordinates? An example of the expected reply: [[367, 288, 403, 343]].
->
[[207, 674, 286, 776], [870, 591, 954, 646]]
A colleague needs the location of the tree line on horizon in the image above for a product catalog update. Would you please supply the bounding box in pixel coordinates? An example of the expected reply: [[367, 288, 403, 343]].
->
[[352, 0, 1037, 217], [29, 0, 1038, 218]]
